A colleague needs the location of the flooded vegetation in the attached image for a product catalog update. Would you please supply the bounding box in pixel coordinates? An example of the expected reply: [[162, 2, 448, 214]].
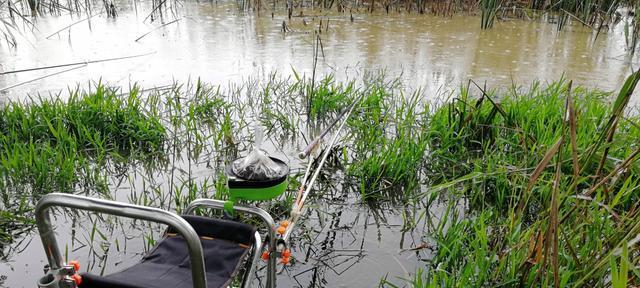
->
[[1, 0, 640, 287], [0, 73, 439, 287], [1, 70, 639, 287]]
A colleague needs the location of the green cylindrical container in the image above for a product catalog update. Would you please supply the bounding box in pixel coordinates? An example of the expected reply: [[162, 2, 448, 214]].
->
[[224, 157, 288, 212]]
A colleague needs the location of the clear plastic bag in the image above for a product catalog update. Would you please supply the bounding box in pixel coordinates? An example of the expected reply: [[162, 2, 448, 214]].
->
[[231, 126, 284, 181]]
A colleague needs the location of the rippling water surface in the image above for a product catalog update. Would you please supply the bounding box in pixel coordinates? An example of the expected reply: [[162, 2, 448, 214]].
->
[[0, 3, 638, 287]]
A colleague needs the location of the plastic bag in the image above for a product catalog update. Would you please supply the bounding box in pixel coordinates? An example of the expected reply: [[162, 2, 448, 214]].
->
[[232, 126, 284, 181]]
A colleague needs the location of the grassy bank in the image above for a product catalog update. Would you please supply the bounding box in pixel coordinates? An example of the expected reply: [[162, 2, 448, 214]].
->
[[396, 75, 640, 287], [1, 72, 639, 286]]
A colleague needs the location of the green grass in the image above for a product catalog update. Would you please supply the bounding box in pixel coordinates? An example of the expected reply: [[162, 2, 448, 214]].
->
[[405, 75, 640, 287], [0, 84, 165, 192], [2, 72, 640, 286], [0, 83, 167, 255], [480, 0, 499, 29], [309, 75, 356, 118], [347, 84, 429, 197]]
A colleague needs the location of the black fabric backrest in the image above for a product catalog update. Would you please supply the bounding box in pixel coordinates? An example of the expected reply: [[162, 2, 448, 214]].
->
[[165, 215, 256, 246]]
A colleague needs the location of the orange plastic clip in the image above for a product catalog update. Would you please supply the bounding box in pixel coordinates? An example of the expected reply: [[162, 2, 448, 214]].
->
[[261, 251, 270, 261], [281, 257, 290, 265], [68, 260, 80, 272], [71, 274, 83, 285], [280, 220, 290, 228], [276, 226, 286, 235]]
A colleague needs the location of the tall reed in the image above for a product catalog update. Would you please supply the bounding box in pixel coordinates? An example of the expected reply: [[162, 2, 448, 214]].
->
[[480, 0, 500, 29]]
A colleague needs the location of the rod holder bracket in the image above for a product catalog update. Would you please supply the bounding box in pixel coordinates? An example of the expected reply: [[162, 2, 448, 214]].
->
[[37, 264, 78, 288]]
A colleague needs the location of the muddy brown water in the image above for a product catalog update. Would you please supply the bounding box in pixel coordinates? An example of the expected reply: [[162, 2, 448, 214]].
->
[[0, 2, 638, 100], [0, 2, 638, 287]]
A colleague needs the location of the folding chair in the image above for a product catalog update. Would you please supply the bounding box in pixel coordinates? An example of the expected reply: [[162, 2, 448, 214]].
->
[[35, 194, 277, 288]]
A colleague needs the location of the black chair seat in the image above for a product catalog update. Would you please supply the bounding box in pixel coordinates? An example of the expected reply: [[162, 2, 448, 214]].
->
[[79, 215, 257, 288]]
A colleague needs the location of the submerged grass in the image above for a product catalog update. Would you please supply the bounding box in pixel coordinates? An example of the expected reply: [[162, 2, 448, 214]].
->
[[0, 0, 635, 48], [309, 75, 356, 118], [0, 84, 165, 193], [0, 84, 167, 256], [347, 83, 429, 197]]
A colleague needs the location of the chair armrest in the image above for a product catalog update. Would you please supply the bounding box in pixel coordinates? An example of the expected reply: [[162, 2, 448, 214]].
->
[[35, 193, 208, 288]]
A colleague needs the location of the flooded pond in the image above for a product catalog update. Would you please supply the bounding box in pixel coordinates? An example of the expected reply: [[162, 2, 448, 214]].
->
[[0, 1, 638, 287], [1, 1, 638, 100]]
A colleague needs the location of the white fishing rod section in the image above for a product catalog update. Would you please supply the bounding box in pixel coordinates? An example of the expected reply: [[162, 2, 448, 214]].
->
[[282, 93, 363, 241]]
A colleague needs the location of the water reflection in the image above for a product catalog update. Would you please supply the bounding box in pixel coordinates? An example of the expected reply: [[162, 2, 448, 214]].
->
[[1, 3, 639, 287], [0, 2, 638, 102]]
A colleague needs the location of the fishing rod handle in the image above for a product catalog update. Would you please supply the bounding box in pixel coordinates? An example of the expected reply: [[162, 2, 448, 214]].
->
[[299, 138, 320, 159]]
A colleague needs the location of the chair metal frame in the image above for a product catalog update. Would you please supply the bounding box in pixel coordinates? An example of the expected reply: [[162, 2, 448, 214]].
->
[[185, 198, 277, 288], [35, 193, 277, 288]]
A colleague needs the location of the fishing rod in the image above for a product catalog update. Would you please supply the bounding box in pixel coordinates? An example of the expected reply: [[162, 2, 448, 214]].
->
[[281, 93, 363, 242], [0, 51, 156, 76], [298, 104, 352, 159], [0, 64, 87, 93], [294, 95, 362, 198]]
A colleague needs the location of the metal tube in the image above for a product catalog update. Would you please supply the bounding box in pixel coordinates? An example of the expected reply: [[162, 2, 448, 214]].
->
[[35, 193, 208, 288], [242, 231, 262, 288], [184, 199, 277, 288]]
